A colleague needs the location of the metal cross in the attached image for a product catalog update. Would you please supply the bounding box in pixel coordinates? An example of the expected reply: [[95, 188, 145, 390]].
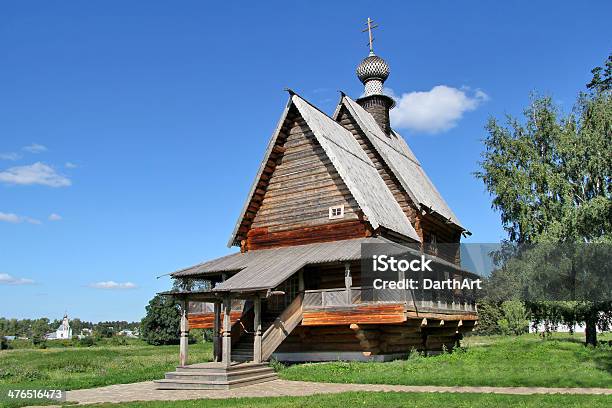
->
[[362, 17, 378, 53]]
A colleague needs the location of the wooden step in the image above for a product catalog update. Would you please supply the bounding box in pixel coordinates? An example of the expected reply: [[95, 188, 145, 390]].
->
[[156, 362, 278, 390]]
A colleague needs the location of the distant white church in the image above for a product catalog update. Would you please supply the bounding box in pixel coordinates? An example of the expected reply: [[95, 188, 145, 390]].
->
[[45, 314, 72, 340]]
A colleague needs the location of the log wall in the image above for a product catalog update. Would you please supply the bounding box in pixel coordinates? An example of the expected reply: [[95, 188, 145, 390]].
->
[[278, 317, 477, 355], [187, 311, 241, 329], [239, 107, 369, 251]]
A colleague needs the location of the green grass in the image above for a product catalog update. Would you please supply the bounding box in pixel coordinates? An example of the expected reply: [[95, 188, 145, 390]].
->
[[86, 391, 612, 408], [0, 342, 212, 408], [278, 333, 612, 388], [1, 334, 610, 407]]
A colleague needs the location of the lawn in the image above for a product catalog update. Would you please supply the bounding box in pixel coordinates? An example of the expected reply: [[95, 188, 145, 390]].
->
[[0, 341, 212, 408], [278, 333, 612, 388], [0, 334, 610, 407], [86, 391, 612, 408]]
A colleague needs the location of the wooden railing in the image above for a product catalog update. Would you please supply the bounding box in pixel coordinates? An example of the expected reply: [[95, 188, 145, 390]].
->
[[261, 293, 303, 361], [303, 286, 477, 312], [188, 299, 244, 314]]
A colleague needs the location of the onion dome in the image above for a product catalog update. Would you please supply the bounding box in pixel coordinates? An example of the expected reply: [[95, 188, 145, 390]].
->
[[356, 52, 390, 96]]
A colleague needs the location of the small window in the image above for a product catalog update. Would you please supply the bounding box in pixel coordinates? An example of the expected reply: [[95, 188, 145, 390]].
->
[[328, 205, 345, 219]]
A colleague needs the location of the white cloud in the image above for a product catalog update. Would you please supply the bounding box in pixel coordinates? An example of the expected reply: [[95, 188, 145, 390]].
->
[[65, 162, 78, 168], [89, 281, 137, 290], [48, 213, 62, 221], [0, 162, 71, 187], [23, 143, 47, 153], [387, 86, 489, 134], [0, 152, 21, 161], [0, 212, 21, 223], [0, 211, 40, 224], [0, 273, 35, 285]]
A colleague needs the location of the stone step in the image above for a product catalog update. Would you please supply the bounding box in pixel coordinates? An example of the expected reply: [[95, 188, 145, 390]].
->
[[175, 362, 267, 373], [166, 367, 274, 382], [155, 372, 278, 390]]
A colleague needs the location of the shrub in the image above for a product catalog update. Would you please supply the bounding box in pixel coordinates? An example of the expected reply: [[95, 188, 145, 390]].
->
[[269, 357, 285, 372], [0, 335, 9, 350], [109, 336, 128, 346], [78, 336, 96, 347], [498, 300, 530, 335], [474, 300, 503, 335]]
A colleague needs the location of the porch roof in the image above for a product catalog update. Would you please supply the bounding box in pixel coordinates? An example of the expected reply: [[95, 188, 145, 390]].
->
[[171, 237, 472, 293]]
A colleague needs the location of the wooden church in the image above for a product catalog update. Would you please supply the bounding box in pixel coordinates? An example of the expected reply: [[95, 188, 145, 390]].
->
[[157, 23, 478, 389]]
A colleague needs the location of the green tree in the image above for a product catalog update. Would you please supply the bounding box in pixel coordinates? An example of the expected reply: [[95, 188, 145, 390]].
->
[[31, 318, 50, 347], [140, 294, 181, 345], [476, 54, 612, 345], [94, 323, 114, 338]]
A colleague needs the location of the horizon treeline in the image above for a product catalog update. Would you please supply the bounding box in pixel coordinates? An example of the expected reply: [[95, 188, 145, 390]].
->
[[0, 317, 140, 338]]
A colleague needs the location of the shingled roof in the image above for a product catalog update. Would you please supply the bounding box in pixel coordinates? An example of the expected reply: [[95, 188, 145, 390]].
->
[[227, 93, 420, 247], [172, 237, 470, 292], [336, 95, 464, 229]]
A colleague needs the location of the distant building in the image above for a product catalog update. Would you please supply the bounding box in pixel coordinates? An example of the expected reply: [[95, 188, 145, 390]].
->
[[117, 329, 138, 338], [45, 314, 72, 340]]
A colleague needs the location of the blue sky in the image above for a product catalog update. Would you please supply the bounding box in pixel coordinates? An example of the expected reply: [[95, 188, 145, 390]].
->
[[1, 1, 610, 322]]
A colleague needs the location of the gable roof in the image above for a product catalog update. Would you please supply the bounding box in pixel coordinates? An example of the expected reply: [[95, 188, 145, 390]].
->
[[228, 93, 420, 247], [336, 95, 464, 229]]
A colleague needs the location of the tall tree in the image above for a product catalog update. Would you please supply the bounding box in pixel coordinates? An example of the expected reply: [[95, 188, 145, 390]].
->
[[476, 54, 612, 345], [140, 294, 181, 345]]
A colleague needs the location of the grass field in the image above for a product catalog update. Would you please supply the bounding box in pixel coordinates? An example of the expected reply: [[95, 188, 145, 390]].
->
[[277, 333, 612, 388], [85, 392, 612, 408], [0, 334, 610, 407], [0, 341, 211, 408]]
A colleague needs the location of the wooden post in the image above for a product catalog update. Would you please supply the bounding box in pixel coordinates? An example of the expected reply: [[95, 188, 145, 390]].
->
[[213, 302, 221, 362], [253, 295, 262, 363], [344, 263, 352, 305], [298, 269, 304, 292], [179, 299, 189, 367], [222, 296, 232, 367]]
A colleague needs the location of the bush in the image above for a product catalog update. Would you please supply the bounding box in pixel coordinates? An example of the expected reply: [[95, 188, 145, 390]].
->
[[0, 335, 9, 350], [474, 300, 503, 335], [498, 300, 530, 335], [78, 336, 96, 347], [109, 336, 128, 346], [140, 294, 181, 345]]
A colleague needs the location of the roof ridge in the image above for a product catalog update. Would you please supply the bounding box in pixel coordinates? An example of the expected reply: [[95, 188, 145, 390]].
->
[[342, 95, 421, 167], [337, 94, 464, 229], [291, 94, 379, 171]]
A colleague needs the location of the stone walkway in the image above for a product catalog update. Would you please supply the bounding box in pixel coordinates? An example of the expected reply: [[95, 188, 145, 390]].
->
[[32, 379, 606, 405]]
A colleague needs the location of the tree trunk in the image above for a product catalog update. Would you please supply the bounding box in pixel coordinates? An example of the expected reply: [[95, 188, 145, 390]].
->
[[585, 317, 597, 346]]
